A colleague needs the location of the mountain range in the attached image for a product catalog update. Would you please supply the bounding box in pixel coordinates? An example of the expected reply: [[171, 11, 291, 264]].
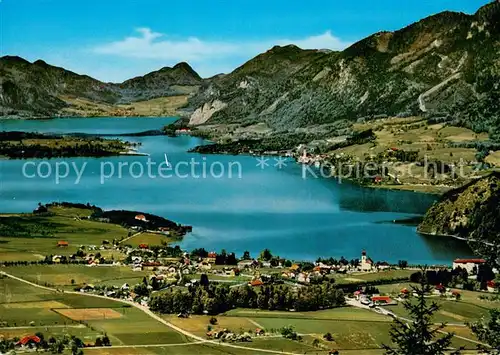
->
[[0, 57, 202, 117], [1, 1, 499, 140]]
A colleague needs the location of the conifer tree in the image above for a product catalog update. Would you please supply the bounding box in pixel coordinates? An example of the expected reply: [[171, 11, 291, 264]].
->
[[383, 271, 459, 355], [469, 308, 500, 354]]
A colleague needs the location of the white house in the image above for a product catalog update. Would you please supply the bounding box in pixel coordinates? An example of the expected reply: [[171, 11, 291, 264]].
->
[[297, 272, 310, 284], [237, 259, 256, 269], [452, 258, 486, 274], [360, 250, 373, 272]]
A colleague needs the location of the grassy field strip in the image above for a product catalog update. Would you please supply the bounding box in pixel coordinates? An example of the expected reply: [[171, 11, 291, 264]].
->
[[246, 317, 265, 329], [86, 341, 205, 349], [227, 314, 392, 324], [0, 272, 303, 355], [369, 308, 486, 348], [118, 231, 143, 244], [0, 324, 86, 331]]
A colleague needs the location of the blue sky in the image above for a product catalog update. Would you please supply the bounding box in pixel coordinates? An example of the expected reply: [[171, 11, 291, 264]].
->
[[0, 0, 489, 82]]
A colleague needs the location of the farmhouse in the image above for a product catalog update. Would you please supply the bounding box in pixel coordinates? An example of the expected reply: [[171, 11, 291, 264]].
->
[[16, 335, 41, 348], [52, 255, 63, 263], [237, 259, 257, 269], [297, 272, 310, 284], [158, 227, 170, 235], [371, 296, 395, 305], [250, 279, 263, 287], [487, 281, 498, 293], [135, 214, 148, 222], [142, 261, 161, 270], [452, 258, 486, 274], [57, 240, 69, 247], [204, 251, 217, 263]]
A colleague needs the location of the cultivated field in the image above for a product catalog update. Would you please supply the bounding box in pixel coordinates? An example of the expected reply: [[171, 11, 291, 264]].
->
[[55, 308, 123, 321], [0, 277, 191, 347], [333, 269, 415, 284], [0, 206, 129, 261], [124, 232, 177, 247], [60, 95, 191, 118], [342, 117, 498, 193], [4, 264, 150, 289]]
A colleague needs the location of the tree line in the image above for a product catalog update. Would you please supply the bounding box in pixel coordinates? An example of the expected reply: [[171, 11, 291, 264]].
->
[[149, 280, 345, 315]]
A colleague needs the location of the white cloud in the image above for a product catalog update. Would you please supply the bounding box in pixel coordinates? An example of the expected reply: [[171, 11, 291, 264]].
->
[[92, 28, 351, 68], [279, 31, 347, 51], [93, 28, 239, 61]]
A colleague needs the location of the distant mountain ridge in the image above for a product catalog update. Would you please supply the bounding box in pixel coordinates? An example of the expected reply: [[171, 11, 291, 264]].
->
[[1, 1, 499, 134], [186, 1, 500, 138], [0, 57, 202, 117]]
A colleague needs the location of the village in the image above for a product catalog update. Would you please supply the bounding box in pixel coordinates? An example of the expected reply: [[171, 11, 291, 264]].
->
[[39, 220, 499, 315]]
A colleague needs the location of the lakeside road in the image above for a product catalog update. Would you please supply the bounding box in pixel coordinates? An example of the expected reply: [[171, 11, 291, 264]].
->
[[0, 271, 300, 355]]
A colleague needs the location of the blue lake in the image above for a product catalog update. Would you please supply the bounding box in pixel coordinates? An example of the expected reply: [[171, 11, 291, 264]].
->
[[0, 117, 473, 264]]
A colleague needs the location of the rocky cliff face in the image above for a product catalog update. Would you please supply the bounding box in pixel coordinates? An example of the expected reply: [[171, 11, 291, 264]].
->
[[186, 2, 500, 135], [0, 57, 202, 118], [418, 172, 500, 244]]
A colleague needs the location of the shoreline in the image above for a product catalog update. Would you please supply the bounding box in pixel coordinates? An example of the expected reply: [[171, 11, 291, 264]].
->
[[1, 117, 450, 195], [189, 145, 450, 195]]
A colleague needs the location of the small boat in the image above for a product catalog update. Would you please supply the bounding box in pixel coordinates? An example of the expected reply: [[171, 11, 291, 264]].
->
[[164, 153, 172, 167]]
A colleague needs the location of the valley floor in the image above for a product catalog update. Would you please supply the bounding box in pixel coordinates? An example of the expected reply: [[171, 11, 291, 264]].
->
[[1, 268, 496, 354]]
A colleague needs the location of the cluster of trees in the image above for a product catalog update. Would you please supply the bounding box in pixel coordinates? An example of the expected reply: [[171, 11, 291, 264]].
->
[[0, 215, 55, 238], [190, 131, 326, 155], [124, 244, 184, 261], [409, 265, 496, 291], [149, 280, 345, 315], [46, 201, 102, 212], [0, 332, 93, 355], [0, 132, 128, 159], [190, 248, 283, 266], [91, 209, 191, 235], [1, 258, 91, 267], [390, 150, 419, 163], [469, 308, 500, 354], [316, 256, 360, 266]]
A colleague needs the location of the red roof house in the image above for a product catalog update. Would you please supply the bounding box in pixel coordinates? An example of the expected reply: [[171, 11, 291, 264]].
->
[[57, 241, 69, 247], [371, 296, 393, 304], [142, 262, 161, 267], [453, 258, 486, 264], [250, 279, 264, 287], [435, 284, 445, 291], [16, 335, 41, 346], [139, 243, 149, 249]]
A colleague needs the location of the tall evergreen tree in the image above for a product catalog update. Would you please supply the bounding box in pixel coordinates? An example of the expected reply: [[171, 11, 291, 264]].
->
[[383, 272, 458, 355], [469, 308, 500, 354]]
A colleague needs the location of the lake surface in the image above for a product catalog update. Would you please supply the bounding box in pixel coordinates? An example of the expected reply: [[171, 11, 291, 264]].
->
[[0, 117, 473, 264]]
